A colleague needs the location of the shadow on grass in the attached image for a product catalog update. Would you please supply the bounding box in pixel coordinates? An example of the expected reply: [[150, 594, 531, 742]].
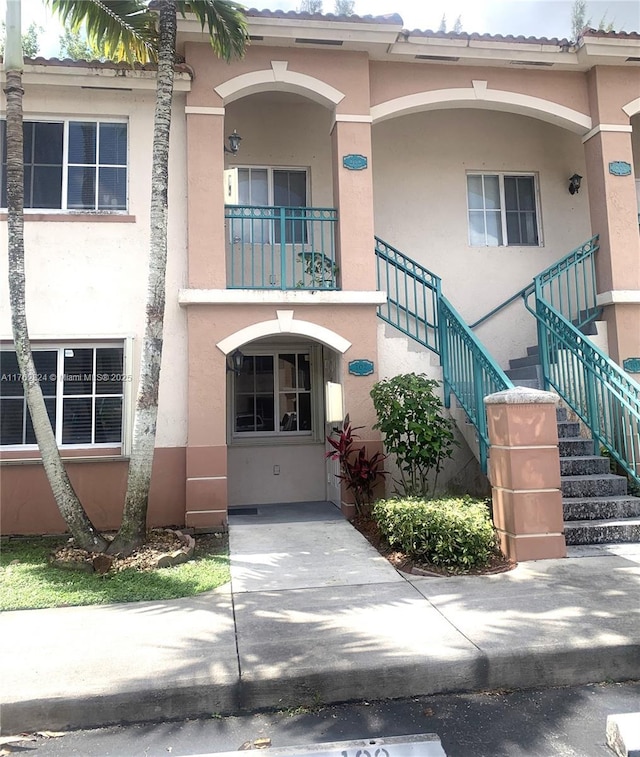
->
[[0, 535, 230, 610]]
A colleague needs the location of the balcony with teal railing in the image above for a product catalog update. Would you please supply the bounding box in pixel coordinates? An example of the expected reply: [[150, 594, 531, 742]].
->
[[225, 205, 338, 290]]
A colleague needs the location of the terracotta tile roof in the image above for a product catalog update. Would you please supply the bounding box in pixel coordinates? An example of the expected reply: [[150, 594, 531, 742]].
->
[[245, 7, 403, 25], [581, 28, 640, 40], [403, 29, 571, 46]]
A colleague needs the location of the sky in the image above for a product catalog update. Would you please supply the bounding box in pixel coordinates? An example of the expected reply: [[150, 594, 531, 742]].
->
[[3, 0, 640, 57]]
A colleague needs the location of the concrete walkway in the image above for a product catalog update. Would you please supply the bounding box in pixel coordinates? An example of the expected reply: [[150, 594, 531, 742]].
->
[[2, 501, 640, 735]]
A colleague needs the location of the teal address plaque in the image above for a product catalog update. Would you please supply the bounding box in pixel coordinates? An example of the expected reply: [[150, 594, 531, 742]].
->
[[623, 357, 640, 373], [348, 359, 374, 376]]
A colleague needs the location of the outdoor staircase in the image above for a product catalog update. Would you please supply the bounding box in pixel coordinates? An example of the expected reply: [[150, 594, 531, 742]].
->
[[505, 344, 542, 389], [505, 321, 601, 390], [557, 406, 640, 546], [375, 234, 640, 548], [505, 336, 640, 547]]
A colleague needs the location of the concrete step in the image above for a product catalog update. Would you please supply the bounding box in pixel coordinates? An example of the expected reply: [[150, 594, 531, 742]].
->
[[511, 379, 541, 390], [557, 421, 581, 438], [561, 474, 629, 499], [564, 517, 640, 545], [560, 455, 612, 476], [559, 437, 595, 457], [505, 365, 539, 381], [508, 354, 540, 370], [526, 345, 540, 357], [563, 496, 640, 521]]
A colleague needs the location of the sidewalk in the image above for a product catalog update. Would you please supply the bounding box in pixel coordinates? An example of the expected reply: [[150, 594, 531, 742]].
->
[[2, 501, 640, 735]]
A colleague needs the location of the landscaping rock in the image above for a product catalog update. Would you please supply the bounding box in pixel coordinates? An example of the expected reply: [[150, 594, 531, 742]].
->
[[51, 558, 94, 573]]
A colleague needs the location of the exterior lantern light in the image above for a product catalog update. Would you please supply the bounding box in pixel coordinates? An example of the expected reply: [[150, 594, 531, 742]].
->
[[225, 129, 242, 154], [227, 349, 245, 374], [568, 173, 582, 195]]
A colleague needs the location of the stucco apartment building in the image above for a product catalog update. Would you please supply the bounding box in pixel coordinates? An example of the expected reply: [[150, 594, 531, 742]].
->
[[1, 9, 639, 536]]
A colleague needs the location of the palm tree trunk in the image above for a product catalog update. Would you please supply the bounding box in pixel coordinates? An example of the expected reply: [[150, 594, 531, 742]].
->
[[108, 0, 176, 556], [4, 65, 108, 553]]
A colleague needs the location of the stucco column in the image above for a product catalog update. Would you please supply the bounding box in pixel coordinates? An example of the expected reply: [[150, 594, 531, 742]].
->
[[331, 120, 376, 291], [583, 68, 640, 366], [185, 307, 229, 529], [184, 107, 230, 528], [485, 387, 566, 562], [186, 109, 227, 288]]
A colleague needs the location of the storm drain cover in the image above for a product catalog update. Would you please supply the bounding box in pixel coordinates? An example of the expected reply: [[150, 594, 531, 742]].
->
[[194, 734, 446, 757]]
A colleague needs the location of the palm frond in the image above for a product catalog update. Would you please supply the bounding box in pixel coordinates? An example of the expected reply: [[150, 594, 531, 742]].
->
[[46, 0, 158, 63], [177, 0, 248, 61]]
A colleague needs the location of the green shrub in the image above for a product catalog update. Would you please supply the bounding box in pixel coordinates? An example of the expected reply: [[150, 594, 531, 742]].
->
[[370, 374, 456, 497], [372, 496, 498, 570]]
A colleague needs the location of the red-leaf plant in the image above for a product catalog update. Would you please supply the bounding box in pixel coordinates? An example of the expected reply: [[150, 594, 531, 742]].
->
[[326, 414, 387, 516]]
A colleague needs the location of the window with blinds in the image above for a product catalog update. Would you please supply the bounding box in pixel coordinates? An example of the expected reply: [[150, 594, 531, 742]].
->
[[1, 119, 128, 211], [0, 345, 126, 447]]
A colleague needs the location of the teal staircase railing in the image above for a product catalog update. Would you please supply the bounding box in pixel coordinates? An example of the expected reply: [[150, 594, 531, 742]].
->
[[524, 236, 640, 487], [375, 233, 639, 486], [375, 237, 441, 355], [533, 235, 601, 331], [225, 205, 338, 290], [375, 237, 513, 473], [470, 236, 600, 332], [439, 297, 514, 473]]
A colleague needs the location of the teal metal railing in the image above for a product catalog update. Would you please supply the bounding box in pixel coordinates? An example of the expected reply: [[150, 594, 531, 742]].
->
[[534, 235, 601, 330], [374, 237, 513, 473], [439, 296, 513, 473], [225, 205, 338, 290], [375, 236, 441, 355], [470, 236, 600, 332], [527, 298, 640, 486], [469, 283, 534, 330], [524, 235, 640, 487]]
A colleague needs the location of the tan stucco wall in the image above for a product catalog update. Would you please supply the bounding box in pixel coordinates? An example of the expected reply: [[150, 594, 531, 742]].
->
[[587, 67, 640, 125], [224, 95, 334, 207], [0, 85, 189, 448], [369, 63, 591, 119], [1, 447, 186, 535], [186, 43, 371, 116], [372, 108, 592, 368], [227, 443, 326, 505]]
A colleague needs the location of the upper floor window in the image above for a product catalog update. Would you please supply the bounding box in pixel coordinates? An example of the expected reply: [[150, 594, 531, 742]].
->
[[0, 344, 126, 448], [237, 166, 308, 243], [0, 119, 128, 211], [467, 173, 540, 247]]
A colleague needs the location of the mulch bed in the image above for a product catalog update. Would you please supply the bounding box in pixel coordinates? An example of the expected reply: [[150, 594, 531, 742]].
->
[[351, 515, 516, 577], [51, 530, 225, 575]]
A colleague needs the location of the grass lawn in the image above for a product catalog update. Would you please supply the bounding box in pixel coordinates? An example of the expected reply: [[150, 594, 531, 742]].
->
[[0, 534, 230, 611]]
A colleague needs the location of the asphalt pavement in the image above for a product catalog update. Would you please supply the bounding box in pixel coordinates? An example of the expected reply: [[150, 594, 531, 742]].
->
[[4, 681, 640, 756]]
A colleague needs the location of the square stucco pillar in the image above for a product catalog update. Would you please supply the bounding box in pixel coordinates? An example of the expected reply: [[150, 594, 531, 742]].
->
[[485, 387, 566, 562], [185, 309, 229, 530], [331, 120, 376, 291], [584, 68, 640, 366], [184, 108, 229, 528], [186, 110, 227, 288]]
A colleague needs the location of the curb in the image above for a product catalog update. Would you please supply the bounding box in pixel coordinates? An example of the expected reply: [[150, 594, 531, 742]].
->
[[4, 641, 640, 735]]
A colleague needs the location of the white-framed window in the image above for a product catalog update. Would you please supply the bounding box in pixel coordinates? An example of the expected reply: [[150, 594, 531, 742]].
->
[[237, 166, 308, 244], [467, 173, 541, 246], [232, 346, 318, 439], [0, 343, 128, 449], [0, 118, 128, 211]]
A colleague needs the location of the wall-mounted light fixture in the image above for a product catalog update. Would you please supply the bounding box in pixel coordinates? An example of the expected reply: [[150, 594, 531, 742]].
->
[[224, 129, 242, 155], [568, 173, 582, 195], [226, 349, 245, 375]]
